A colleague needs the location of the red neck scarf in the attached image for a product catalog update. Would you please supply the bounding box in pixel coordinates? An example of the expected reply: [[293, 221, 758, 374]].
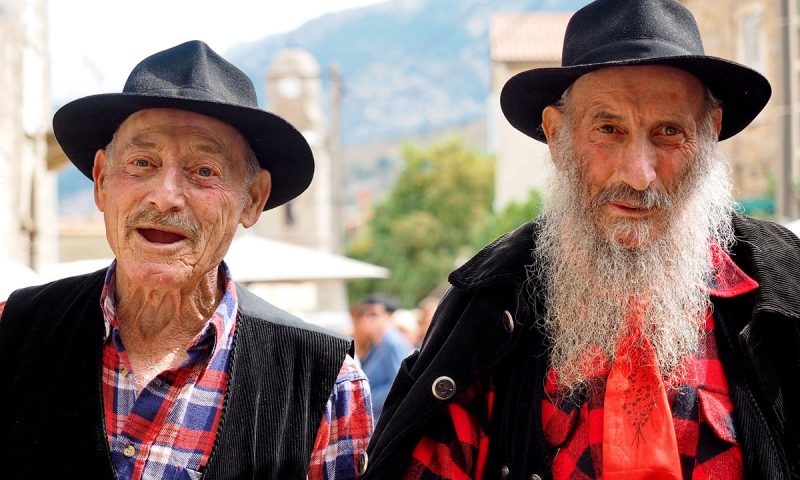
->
[[602, 304, 682, 480]]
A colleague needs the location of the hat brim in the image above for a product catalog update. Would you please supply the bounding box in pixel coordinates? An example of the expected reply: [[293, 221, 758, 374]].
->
[[53, 93, 314, 210], [500, 56, 772, 143]]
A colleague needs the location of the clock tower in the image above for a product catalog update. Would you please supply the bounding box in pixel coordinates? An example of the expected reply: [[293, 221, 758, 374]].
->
[[258, 49, 334, 253]]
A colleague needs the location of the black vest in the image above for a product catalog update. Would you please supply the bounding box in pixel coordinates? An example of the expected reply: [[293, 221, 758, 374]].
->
[[0, 269, 352, 479]]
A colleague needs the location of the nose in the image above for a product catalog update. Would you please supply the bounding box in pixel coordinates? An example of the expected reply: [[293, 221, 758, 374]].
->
[[148, 166, 186, 211], [617, 136, 657, 191]]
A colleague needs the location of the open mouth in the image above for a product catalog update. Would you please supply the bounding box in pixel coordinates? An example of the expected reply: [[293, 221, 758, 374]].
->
[[137, 228, 187, 244]]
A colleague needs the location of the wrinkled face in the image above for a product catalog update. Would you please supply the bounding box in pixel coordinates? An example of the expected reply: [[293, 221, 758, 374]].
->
[[542, 65, 721, 248], [93, 108, 270, 288]]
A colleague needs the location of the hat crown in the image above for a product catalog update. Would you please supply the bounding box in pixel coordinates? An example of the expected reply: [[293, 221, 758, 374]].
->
[[563, 0, 705, 67], [123, 40, 258, 108]]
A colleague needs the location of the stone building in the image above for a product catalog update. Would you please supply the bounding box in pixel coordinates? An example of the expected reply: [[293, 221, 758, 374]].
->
[[257, 48, 351, 312], [0, 0, 57, 270], [681, 0, 789, 218], [259, 49, 337, 251], [488, 12, 571, 210]]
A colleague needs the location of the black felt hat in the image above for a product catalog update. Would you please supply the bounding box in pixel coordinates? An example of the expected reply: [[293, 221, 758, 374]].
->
[[500, 0, 772, 143], [53, 40, 313, 210]]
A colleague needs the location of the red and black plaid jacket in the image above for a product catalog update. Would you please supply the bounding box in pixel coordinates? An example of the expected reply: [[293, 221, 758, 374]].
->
[[401, 247, 756, 480]]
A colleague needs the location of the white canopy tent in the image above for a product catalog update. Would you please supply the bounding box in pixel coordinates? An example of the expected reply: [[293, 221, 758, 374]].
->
[[224, 234, 389, 283], [38, 234, 389, 283], [36, 235, 388, 329], [1, 259, 44, 301]]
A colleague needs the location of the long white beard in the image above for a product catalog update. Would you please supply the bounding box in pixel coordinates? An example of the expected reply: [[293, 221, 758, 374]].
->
[[530, 119, 736, 392]]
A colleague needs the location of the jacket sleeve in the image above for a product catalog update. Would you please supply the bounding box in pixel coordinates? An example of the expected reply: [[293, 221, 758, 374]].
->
[[364, 282, 524, 479]]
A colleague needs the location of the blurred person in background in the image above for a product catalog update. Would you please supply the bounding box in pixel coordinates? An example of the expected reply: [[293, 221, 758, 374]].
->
[[416, 294, 440, 345], [352, 293, 412, 422], [393, 308, 421, 347]]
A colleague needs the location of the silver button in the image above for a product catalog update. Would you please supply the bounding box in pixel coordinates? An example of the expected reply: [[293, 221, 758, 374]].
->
[[122, 444, 136, 458], [503, 310, 514, 333], [500, 465, 510, 478], [530, 474, 542, 480], [431, 376, 456, 400], [357, 451, 368, 475]]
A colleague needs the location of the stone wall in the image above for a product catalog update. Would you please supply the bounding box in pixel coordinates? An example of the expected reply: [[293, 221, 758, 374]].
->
[[682, 0, 782, 204], [0, 0, 55, 268]]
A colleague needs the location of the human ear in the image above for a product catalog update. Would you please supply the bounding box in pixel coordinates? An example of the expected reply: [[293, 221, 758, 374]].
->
[[93, 149, 108, 212], [710, 106, 722, 139], [542, 105, 565, 167], [240, 170, 271, 228]]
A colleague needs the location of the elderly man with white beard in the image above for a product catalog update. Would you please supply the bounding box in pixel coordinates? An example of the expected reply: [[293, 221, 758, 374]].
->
[[362, 1, 800, 479]]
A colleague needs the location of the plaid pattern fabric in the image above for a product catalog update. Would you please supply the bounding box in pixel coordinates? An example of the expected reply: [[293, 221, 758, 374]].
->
[[100, 261, 238, 478], [309, 358, 375, 479], [98, 261, 372, 479], [403, 376, 494, 479], [402, 248, 756, 480]]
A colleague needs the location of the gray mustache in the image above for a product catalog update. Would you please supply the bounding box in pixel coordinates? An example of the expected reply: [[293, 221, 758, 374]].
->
[[591, 184, 673, 210], [125, 208, 201, 245]]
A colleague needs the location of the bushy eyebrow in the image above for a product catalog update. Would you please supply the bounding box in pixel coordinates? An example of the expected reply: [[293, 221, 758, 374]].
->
[[589, 110, 623, 122], [121, 135, 158, 152], [120, 134, 230, 162], [194, 143, 227, 158]]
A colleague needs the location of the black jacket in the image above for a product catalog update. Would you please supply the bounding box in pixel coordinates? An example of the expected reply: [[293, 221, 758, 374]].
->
[[364, 215, 800, 479], [0, 269, 352, 479]]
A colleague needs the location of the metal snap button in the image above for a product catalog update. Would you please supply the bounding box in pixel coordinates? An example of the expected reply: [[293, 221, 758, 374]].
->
[[530, 474, 542, 480], [431, 376, 456, 400], [503, 310, 514, 333], [501, 465, 510, 478], [357, 451, 368, 475]]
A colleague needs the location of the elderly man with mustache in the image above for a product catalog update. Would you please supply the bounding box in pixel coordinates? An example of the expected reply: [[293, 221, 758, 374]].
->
[[363, 1, 800, 479], [0, 41, 372, 479]]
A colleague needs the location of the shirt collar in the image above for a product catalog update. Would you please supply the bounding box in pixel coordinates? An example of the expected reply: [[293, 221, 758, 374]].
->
[[100, 260, 239, 357], [708, 243, 759, 298]]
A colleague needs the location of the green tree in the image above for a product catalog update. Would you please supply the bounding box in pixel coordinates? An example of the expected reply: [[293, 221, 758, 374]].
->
[[347, 137, 494, 307], [470, 189, 543, 253]]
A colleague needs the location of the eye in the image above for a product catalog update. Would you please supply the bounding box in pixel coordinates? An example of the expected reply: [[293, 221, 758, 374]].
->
[[598, 125, 617, 134], [197, 166, 214, 177], [663, 125, 680, 136], [133, 158, 150, 167]]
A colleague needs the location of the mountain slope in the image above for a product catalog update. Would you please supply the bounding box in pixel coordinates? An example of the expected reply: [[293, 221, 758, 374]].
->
[[226, 0, 588, 145]]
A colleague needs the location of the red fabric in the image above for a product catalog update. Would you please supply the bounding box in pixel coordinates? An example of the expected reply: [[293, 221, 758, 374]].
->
[[602, 304, 682, 480], [402, 247, 755, 480], [402, 376, 494, 479]]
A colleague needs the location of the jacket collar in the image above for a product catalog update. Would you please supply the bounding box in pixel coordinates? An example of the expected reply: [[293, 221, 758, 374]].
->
[[729, 214, 800, 320], [449, 221, 539, 291]]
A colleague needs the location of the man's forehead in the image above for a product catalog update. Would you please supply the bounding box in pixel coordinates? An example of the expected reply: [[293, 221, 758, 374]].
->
[[114, 108, 247, 149], [566, 65, 708, 116]]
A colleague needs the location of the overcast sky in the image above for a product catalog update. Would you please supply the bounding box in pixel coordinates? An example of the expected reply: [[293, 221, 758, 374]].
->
[[49, 0, 386, 106]]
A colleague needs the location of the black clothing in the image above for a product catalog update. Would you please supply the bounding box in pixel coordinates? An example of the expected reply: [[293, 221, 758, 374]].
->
[[365, 215, 800, 480], [0, 269, 351, 479]]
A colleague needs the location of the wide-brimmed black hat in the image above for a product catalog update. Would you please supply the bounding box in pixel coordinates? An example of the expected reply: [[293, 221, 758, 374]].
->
[[53, 40, 313, 210], [501, 0, 772, 143]]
